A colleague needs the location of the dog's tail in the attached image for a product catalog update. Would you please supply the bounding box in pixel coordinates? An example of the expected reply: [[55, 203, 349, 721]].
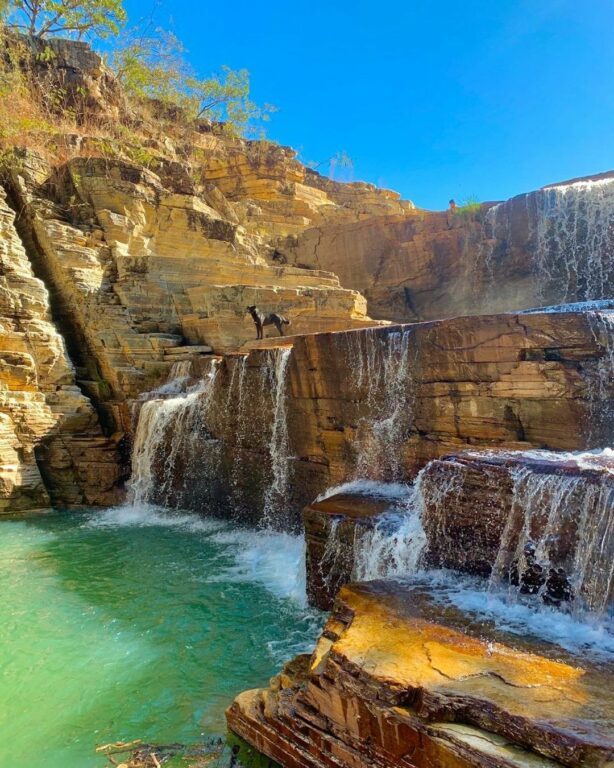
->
[[283, 318, 291, 325]]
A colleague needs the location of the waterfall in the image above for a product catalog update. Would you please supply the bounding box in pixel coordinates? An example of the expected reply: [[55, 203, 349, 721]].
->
[[317, 478, 428, 585], [342, 328, 415, 480], [130, 360, 220, 507], [490, 467, 614, 616], [534, 177, 614, 303], [588, 311, 614, 438], [262, 348, 292, 528], [352, 483, 426, 580]]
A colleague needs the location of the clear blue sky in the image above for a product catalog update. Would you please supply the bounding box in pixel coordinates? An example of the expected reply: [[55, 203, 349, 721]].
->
[[123, 0, 613, 210]]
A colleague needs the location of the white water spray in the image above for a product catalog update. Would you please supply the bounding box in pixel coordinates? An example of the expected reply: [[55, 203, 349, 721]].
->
[[262, 348, 292, 528], [341, 328, 415, 480], [130, 360, 220, 506], [535, 177, 614, 302]]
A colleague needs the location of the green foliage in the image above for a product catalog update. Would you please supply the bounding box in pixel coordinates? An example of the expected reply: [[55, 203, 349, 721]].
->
[[4, 0, 126, 39], [455, 195, 482, 216], [193, 66, 276, 137], [112, 25, 275, 137]]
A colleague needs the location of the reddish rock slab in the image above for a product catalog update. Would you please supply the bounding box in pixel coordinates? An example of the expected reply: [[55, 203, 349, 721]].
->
[[227, 582, 614, 768]]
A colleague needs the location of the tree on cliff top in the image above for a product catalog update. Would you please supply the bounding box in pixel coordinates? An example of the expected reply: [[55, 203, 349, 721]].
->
[[4, 0, 126, 39], [0, 1, 274, 138], [112, 25, 275, 136]]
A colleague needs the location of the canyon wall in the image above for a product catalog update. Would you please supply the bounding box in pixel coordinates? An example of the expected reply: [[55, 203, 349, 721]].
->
[[2, 36, 614, 515], [283, 174, 614, 322], [0, 187, 123, 510]]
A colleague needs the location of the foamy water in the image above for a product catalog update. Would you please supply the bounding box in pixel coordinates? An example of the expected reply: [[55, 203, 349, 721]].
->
[[87, 503, 224, 533], [88, 503, 310, 606], [208, 527, 308, 605], [315, 479, 411, 501], [411, 571, 614, 659]]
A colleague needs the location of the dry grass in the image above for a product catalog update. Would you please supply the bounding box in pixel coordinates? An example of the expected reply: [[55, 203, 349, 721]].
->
[[0, 29, 214, 176]]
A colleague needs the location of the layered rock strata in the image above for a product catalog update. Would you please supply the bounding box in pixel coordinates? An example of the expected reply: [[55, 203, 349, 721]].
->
[[227, 582, 614, 768], [139, 308, 614, 528], [283, 174, 614, 322], [3, 149, 390, 406], [303, 450, 614, 611], [0, 187, 122, 510]]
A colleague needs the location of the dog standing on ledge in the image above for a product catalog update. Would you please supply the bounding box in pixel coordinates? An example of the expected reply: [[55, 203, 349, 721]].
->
[[246, 305, 291, 339]]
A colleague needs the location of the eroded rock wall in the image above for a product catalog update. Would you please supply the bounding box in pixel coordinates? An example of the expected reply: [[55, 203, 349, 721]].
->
[[139, 309, 614, 527], [284, 174, 614, 322], [286, 310, 614, 501], [0, 186, 123, 511]]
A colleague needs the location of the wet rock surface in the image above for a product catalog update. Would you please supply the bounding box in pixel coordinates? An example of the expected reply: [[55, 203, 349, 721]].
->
[[227, 581, 614, 768]]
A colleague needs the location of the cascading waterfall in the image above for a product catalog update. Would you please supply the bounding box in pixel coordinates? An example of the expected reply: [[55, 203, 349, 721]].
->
[[476, 202, 504, 293], [352, 483, 426, 580], [127, 343, 295, 527], [490, 467, 614, 615], [534, 177, 614, 303], [342, 328, 415, 480], [130, 359, 220, 507], [223, 354, 249, 510], [588, 311, 614, 438], [317, 477, 429, 585], [262, 348, 292, 528]]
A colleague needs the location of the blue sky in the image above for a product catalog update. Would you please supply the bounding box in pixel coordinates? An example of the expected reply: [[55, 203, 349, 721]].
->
[[123, 0, 613, 210]]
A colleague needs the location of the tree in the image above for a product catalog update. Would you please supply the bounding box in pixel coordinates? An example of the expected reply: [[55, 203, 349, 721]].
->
[[193, 66, 276, 133], [112, 25, 275, 137], [4, 0, 126, 39]]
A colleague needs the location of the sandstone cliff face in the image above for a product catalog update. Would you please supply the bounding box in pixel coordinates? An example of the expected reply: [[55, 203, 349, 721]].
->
[[303, 449, 614, 611], [283, 174, 614, 322], [0, 186, 122, 511], [4, 151, 384, 403], [137, 309, 614, 529]]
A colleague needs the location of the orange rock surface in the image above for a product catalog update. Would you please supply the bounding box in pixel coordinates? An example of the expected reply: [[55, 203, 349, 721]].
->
[[227, 582, 614, 768]]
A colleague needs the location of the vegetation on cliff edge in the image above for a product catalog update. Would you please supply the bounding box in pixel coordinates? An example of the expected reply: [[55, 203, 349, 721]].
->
[[0, 0, 274, 172]]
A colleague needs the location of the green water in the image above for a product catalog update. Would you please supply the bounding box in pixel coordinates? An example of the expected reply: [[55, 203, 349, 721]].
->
[[0, 504, 322, 768]]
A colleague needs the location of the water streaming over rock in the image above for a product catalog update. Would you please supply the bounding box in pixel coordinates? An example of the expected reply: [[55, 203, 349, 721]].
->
[[477, 177, 614, 309], [316, 478, 429, 586], [339, 327, 415, 480], [490, 466, 614, 615], [129, 346, 294, 527], [262, 348, 292, 528], [534, 178, 614, 303], [130, 359, 220, 507]]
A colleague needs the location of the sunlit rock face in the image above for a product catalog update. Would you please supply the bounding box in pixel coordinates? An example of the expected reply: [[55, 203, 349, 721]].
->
[[227, 581, 614, 768], [287, 309, 614, 497], [284, 173, 614, 322], [2, 145, 398, 405], [0, 187, 123, 511]]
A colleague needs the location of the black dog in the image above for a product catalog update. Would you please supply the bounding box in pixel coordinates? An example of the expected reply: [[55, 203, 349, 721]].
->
[[246, 305, 291, 339]]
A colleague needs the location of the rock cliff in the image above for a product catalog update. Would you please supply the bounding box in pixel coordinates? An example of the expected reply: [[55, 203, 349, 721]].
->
[[132, 308, 614, 529], [283, 173, 614, 322], [2, 35, 613, 513], [0, 186, 123, 510], [0, 37, 413, 509]]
